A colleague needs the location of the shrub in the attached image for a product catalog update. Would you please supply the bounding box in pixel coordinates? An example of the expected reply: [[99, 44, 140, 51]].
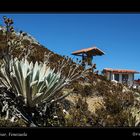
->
[[64, 97, 94, 127], [103, 90, 134, 114], [71, 81, 94, 97], [93, 82, 136, 127], [0, 118, 26, 127]]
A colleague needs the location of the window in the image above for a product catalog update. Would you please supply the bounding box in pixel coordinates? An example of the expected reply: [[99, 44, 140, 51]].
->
[[122, 74, 128, 84], [114, 74, 119, 81]]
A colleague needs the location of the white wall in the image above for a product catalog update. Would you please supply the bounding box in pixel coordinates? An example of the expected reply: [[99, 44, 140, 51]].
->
[[106, 72, 110, 80], [119, 74, 122, 83], [105, 72, 134, 86], [128, 73, 134, 86]]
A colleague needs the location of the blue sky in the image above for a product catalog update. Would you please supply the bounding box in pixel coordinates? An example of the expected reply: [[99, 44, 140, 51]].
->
[[0, 14, 140, 79]]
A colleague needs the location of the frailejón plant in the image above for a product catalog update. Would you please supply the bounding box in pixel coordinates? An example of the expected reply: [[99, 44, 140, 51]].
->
[[0, 56, 77, 108]]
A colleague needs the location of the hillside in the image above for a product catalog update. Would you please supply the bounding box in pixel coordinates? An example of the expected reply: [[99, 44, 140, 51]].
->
[[0, 17, 140, 128], [0, 25, 64, 63]]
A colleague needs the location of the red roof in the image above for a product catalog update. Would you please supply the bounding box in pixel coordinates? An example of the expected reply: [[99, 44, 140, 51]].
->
[[72, 47, 105, 56], [103, 68, 139, 74]]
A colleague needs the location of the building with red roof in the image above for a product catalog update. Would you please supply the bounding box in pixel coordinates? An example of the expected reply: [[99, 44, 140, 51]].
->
[[72, 46, 105, 67], [102, 68, 140, 86]]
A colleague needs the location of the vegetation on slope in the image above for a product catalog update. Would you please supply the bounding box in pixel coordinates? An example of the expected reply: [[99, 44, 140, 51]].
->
[[0, 16, 140, 127]]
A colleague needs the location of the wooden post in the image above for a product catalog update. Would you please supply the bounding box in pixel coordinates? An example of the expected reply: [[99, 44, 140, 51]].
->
[[82, 53, 86, 68]]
